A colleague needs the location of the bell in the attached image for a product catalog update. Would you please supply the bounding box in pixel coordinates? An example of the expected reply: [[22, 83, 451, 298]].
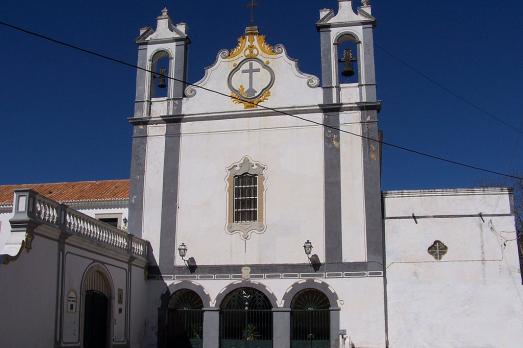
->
[[340, 49, 356, 77], [156, 67, 167, 89]]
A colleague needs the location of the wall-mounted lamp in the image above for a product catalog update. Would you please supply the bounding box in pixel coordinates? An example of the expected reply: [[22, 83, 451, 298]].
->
[[178, 243, 188, 264], [178, 243, 198, 273], [303, 240, 322, 272], [303, 240, 313, 259]]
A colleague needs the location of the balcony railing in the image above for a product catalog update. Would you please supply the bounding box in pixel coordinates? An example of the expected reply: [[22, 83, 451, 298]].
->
[[11, 189, 148, 259]]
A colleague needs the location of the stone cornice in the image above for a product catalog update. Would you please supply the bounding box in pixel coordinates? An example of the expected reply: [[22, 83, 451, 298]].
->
[[128, 101, 382, 126]]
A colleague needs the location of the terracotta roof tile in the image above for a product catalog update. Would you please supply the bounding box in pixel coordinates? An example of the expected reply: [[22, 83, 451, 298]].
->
[[0, 179, 129, 206]]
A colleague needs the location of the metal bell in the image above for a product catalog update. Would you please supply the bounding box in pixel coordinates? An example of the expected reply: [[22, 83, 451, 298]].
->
[[340, 49, 356, 77], [155, 67, 167, 89]]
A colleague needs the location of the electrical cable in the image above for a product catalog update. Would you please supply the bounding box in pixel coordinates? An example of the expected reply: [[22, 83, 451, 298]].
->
[[0, 19, 521, 181], [375, 43, 523, 136]]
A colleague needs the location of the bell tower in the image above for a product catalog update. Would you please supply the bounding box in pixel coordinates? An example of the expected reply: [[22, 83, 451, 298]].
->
[[128, 8, 189, 243], [317, 0, 383, 268], [317, 0, 376, 104], [133, 7, 189, 118]]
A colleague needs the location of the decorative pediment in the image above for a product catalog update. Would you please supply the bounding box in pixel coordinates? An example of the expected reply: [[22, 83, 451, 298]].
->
[[184, 26, 321, 113], [136, 8, 188, 44]]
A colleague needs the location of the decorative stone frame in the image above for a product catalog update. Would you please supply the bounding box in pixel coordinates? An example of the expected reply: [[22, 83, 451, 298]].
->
[[225, 156, 267, 240]]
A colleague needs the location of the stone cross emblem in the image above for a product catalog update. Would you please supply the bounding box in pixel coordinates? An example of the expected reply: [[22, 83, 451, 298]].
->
[[228, 58, 275, 103], [242, 61, 261, 97]]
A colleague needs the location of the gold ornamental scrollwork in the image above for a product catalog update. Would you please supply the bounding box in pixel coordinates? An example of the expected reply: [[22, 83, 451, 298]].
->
[[224, 29, 280, 60], [231, 85, 271, 109], [226, 35, 247, 60]]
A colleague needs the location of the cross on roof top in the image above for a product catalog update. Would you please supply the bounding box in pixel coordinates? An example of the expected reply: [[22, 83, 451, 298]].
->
[[246, 0, 258, 24]]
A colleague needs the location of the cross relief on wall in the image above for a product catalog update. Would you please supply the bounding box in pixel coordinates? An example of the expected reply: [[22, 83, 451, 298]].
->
[[228, 58, 275, 109]]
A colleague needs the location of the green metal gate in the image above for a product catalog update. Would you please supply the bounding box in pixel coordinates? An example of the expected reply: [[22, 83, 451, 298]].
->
[[220, 288, 273, 348], [168, 289, 204, 348], [290, 290, 330, 348]]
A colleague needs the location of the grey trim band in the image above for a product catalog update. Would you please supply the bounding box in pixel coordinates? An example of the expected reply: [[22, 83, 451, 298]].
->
[[171, 42, 187, 115], [128, 126, 147, 238], [155, 261, 382, 276], [159, 124, 182, 274], [273, 310, 290, 348], [128, 102, 382, 126], [361, 113, 384, 265], [320, 29, 334, 104], [134, 46, 148, 117], [203, 310, 219, 348], [322, 107, 343, 264]]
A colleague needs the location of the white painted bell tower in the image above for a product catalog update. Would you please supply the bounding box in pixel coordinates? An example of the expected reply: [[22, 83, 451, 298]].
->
[[133, 8, 189, 118], [317, 0, 377, 104]]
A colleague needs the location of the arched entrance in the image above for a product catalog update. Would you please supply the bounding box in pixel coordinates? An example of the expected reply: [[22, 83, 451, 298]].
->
[[167, 289, 204, 348], [290, 289, 330, 348], [82, 268, 111, 348], [220, 287, 273, 347]]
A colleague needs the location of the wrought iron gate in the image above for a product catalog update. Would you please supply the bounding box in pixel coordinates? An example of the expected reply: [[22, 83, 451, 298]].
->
[[167, 290, 204, 348], [290, 309, 330, 348], [220, 288, 273, 348], [167, 309, 203, 348], [290, 290, 330, 348]]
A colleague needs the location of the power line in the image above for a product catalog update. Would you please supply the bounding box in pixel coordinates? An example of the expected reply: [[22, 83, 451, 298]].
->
[[375, 43, 523, 136], [0, 19, 521, 181]]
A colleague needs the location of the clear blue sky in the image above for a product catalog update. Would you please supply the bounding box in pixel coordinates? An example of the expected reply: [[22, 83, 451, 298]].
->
[[0, 0, 521, 190]]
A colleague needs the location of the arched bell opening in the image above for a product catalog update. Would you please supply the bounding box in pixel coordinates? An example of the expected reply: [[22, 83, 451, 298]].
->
[[150, 50, 171, 99], [167, 289, 204, 348], [335, 33, 360, 85], [82, 267, 112, 348], [219, 287, 273, 347], [290, 289, 331, 348]]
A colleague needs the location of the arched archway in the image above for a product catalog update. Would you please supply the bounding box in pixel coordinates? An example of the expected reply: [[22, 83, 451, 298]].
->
[[334, 32, 361, 85], [167, 289, 204, 348], [149, 50, 171, 98], [290, 289, 331, 348], [82, 266, 112, 348], [283, 280, 340, 348], [219, 287, 273, 347]]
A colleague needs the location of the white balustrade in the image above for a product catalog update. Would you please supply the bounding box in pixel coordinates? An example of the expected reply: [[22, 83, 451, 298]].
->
[[24, 191, 148, 259]]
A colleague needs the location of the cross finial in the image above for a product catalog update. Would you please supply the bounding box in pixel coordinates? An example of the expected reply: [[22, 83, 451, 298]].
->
[[246, 0, 258, 24]]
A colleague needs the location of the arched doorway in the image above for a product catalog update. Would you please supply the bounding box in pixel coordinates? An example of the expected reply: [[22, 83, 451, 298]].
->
[[220, 287, 273, 347], [82, 268, 111, 348], [290, 289, 330, 348], [167, 289, 204, 348]]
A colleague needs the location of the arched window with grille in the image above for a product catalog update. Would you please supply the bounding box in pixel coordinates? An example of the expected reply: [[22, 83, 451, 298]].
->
[[219, 287, 273, 347], [290, 289, 331, 348], [167, 289, 204, 348]]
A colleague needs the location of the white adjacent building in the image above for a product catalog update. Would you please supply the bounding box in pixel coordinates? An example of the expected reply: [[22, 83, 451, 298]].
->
[[1, 1, 522, 347]]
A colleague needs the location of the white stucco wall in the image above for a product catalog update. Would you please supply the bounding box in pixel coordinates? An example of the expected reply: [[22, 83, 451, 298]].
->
[[340, 114, 367, 262], [175, 115, 326, 266], [0, 231, 58, 348], [384, 188, 523, 348], [142, 124, 166, 263], [0, 211, 12, 252]]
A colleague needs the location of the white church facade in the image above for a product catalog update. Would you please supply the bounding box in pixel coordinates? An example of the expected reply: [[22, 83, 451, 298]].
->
[[1, 1, 522, 347]]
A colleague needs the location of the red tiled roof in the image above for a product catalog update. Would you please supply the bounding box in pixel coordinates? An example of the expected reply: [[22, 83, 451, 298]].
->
[[0, 179, 130, 206]]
